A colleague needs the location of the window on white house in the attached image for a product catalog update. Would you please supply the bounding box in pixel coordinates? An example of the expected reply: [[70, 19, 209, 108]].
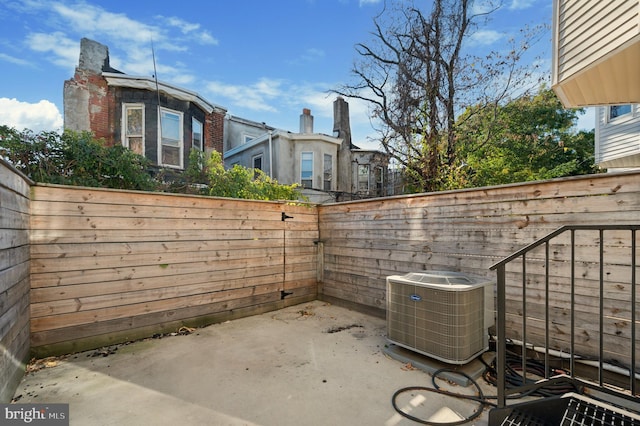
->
[[323, 154, 332, 191], [301, 152, 313, 188], [192, 118, 203, 151], [358, 164, 370, 192], [253, 155, 263, 170], [375, 166, 384, 196], [123, 104, 144, 155], [244, 135, 254, 144], [159, 108, 183, 168], [609, 105, 632, 120]]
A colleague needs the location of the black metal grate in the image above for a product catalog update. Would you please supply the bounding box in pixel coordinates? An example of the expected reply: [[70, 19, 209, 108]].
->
[[500, 410, 546, 426], [561, 398, 640, 426], [496, 394, 640, 426]]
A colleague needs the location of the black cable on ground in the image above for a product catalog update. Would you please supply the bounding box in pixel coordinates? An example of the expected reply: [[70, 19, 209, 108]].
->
[[391, 351, 581, 424], [391, 369, 495, 425], [480, 350, 578, 398]]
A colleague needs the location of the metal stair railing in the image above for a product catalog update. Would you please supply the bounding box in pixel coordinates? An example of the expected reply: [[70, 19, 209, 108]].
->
[[490, 224, 640, 409]]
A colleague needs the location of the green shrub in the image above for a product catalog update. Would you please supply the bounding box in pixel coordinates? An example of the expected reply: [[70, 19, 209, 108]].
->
[[0, 126, 156, 190]]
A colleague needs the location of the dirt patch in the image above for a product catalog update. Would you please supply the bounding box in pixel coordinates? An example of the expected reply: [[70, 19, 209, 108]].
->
[[326, 324, 363, 334]]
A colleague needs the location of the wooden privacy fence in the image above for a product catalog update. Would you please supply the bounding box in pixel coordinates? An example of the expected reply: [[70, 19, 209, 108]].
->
[[0, 159, 31, 403], [30, 184, 318, 356], [3, 162, 640, 398], [317, 172, 640, 370]]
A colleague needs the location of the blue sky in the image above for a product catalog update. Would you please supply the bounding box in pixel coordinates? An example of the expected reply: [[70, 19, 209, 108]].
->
[[0, 0, 593, 150]]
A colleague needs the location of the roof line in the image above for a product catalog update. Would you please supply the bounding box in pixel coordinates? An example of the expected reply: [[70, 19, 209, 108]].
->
[[102, 72, 226, 114]]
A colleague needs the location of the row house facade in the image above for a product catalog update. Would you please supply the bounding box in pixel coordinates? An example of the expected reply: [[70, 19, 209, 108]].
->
[[64, 38, 226, 172], [223, 97, 392, 203], [64, 39, 393, 201]]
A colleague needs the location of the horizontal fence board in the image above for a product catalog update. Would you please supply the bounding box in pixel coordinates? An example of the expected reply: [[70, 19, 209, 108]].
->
[[0, 229, 29, 252], [31, 266, 285, 303], [0, 160, 31, 403], [504, 313, 637, 367], [30, 291, 319, 357], [28, 184, 319, 354], [31, 281, 283, 332], [318, 172, 640, 380], [30, 228, 284, 244], [30, 292, 283, 351], [0, 161, 31, 197]]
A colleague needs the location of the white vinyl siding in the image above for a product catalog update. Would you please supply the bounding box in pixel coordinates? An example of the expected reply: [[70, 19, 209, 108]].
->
[[555, 0, 638, 83], [595, 105, 640, 166]]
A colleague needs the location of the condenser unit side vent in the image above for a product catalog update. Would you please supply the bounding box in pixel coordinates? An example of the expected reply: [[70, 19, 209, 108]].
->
[[386, 271, 494, 365]]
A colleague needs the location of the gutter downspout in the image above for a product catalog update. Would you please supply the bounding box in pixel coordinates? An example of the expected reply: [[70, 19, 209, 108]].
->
[[268, 131, 273, 178]]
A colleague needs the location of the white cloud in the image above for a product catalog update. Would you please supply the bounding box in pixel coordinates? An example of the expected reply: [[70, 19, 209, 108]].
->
[[158, 15, 219, 45], [25, 32, 79, 71], [359, 0, 381, 6], [301, 48, 325, 62], [205, 78, 283, 112], [287, 48, 325, 66], [467, 29, 503, 47], [196, 32, 219, 46], [162, 16, 201, 34], [509, 0, 537, 10], [470, 1, 498, 15], [50, 2, 156, 43], [18, 1, 219, 86], [0, 98, 63, 132], [0, 53, 32, 67], [169, 73, 196, 86]]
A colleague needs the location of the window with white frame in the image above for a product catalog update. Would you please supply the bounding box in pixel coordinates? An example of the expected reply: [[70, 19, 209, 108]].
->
[[192, 118, 203, 151], [123, 104, 144, 155], [323, 154, 332, 191], [159, 108, 183, 168], [244, 134, 255, 144], [301, 152, 313, 188], [253, 154, 263, 171], [609, 105, 632, 120], [358, 164, 370, 192]]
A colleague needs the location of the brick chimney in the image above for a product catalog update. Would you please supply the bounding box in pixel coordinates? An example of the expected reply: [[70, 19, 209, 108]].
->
[[63, 38, 112, 140], [299, 108, 314, 133], [333, 96, 352, 149]]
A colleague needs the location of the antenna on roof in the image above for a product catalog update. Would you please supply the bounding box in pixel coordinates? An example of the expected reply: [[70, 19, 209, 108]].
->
[[151, 38, 161, 106], [151, 38, 163, 149]]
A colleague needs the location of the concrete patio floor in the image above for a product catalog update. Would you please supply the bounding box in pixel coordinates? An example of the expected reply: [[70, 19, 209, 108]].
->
[[11, 301, 494, 425]]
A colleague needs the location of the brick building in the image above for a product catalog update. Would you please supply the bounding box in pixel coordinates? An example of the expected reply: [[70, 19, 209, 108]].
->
[[64, 38, 226, 171]]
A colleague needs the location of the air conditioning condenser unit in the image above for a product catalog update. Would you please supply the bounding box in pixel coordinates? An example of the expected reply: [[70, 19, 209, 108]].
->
[[386, 271, 494, 365]]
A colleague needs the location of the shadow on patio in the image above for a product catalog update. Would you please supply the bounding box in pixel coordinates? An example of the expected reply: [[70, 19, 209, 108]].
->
[[12, 301, 494, 426]]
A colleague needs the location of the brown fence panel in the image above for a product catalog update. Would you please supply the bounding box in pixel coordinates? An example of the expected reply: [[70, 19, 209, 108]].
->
[[318, 172, 640, 330], [30, 185, 318, 356], [0, 160, 32, 402]]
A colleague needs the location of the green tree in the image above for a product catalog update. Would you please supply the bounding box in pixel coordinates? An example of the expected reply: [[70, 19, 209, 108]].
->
[[156, 148, 210, 195], [334, 0, 547, 193], [452, 88, 600, 189], [206, 151, 303, 201], [0, 126, 156, 190]]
